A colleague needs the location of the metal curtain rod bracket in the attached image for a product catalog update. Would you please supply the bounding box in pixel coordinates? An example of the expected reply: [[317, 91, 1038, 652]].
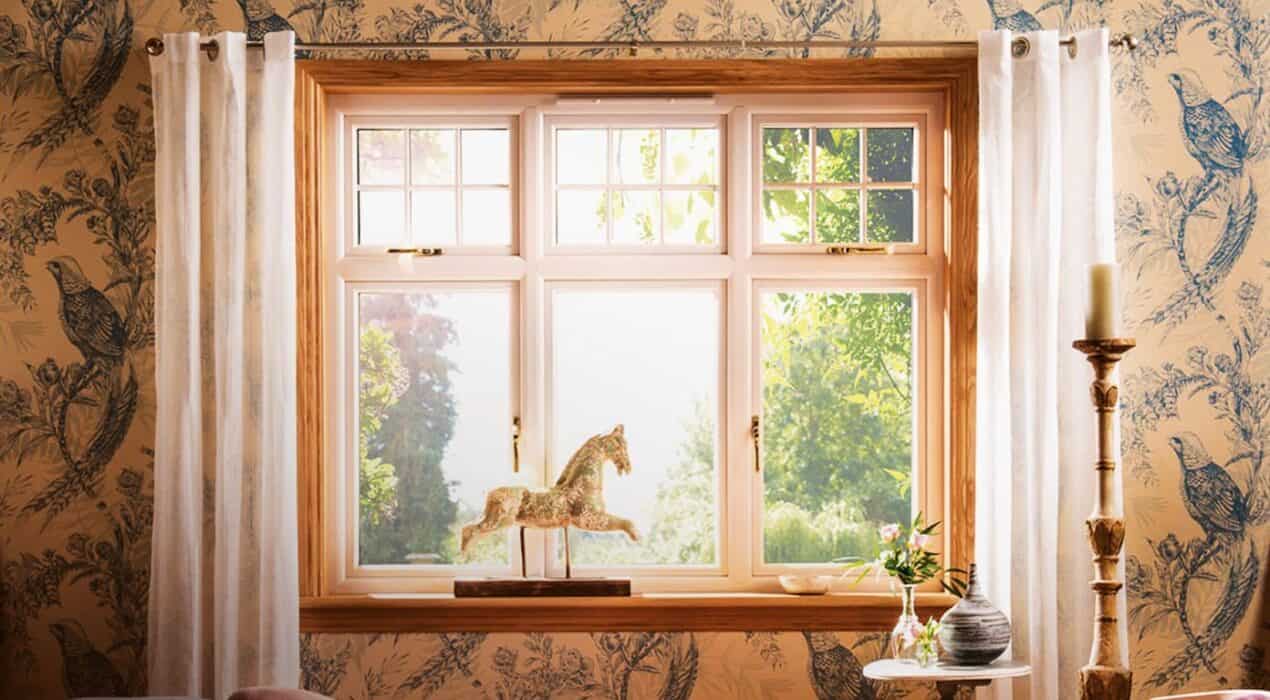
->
[[144, 33, 1138, 59]]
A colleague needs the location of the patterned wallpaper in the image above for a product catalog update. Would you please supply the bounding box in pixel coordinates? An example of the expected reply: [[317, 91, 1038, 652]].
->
[[0, 0, 1264, 698]]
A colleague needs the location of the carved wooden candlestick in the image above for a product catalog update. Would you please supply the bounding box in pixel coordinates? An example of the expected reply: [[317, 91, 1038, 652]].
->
[[1072, 338, 1134, 700]]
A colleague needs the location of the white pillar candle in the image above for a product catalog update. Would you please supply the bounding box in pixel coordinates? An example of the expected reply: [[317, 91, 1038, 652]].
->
[[1085, 263, 1121, 340]]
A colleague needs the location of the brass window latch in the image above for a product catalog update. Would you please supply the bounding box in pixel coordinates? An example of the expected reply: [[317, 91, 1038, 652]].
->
[[826, 244, 889, 255], [512, 416, 521, 473], [751, 415, 761, 473], [387, 247, 444, 257]]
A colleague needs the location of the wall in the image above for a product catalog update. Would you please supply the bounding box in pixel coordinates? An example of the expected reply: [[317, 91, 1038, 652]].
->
[[0, 0, 1264, 698]]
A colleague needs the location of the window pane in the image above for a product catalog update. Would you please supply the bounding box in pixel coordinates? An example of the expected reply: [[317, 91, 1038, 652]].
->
[[410, 129, 455, 185], [761, 189, 810, 244], [461, 129, 510, 185], [358, 289, 515, 567], [551, 287, 720, 566], [611, 190, 659, 245], [664, 190, 716, 245], [816, 189, 861, 243], [556, 189, 606, 245], [815, 128, 860, 183], [760, 290, 914, 564], [614, 129, 659, 185], [411, 190, 456, 246], [557, 129, 607, 185], [358, 129, 406, 185], [666, 128, 718, 185], [358, 190, 406, 245], [762, 127, 810, 183], [462, 189, 512, 246], [867, 128, 915, 183], [867, 189, 916, 243]]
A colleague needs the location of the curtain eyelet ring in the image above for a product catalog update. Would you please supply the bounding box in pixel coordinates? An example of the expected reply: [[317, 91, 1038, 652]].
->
[[1011, 37, 1030, 58]]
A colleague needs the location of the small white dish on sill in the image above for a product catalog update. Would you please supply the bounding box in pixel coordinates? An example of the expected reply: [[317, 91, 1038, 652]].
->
[[779, 574, 832, 595]]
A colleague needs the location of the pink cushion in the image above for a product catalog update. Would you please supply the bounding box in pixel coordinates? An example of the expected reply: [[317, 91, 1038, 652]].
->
[[228, 689, 331, 700]]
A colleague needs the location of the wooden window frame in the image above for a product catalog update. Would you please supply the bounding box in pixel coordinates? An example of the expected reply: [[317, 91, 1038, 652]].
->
[[296, 58, 978, 632]]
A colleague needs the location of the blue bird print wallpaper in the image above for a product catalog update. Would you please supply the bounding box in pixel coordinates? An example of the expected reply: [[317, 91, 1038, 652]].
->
[[0, 0, 1264, 698]]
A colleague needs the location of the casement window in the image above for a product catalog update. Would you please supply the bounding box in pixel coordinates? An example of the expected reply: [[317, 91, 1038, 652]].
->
[[299, 60, 976, 630], [323, 91, 947, 596]]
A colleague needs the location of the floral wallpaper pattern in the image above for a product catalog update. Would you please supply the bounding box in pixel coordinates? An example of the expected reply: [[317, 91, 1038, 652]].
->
[[0, 0, 1264, 698]]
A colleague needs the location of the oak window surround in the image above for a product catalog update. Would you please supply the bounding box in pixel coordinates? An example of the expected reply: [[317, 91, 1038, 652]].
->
[[296, 58, 978, 632]]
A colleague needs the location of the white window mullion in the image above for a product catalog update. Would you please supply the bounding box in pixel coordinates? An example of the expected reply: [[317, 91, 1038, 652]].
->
[[725, 104, 752, 590], [520, 106, 549, 577]]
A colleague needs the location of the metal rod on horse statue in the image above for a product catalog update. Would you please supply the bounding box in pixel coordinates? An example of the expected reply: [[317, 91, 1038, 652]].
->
[[1073, 338, 1135, 700]]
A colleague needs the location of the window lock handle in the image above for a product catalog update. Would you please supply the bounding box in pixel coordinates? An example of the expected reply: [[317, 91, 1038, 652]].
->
[[751, 415, 761, 473], [387, 246, 444, 257], [512, 416, 521, 473], [826, 244, 889, 255]]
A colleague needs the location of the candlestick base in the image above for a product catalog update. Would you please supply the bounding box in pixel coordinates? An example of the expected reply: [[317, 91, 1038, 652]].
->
[[1080, 665, 1132, 700]]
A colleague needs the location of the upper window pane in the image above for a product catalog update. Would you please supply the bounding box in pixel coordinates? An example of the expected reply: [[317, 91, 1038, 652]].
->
[[760, 289, 915, 564], [867, 127, 915, 183], [353, 125, 513, 248], [410, 130, 455, 185], [557, 129, 607, 184], [552, 123, 720, 249], [815, 128, 860, 183], [666, 128, 718, 185], [358, 129, 406, 185], [614, 129, 659, 185], [461, 129, 511, 185], [762, 127, 810, 183], [758, 122, 919, 247], [550, 286, 720, 567], [357, 289, 515, 568]]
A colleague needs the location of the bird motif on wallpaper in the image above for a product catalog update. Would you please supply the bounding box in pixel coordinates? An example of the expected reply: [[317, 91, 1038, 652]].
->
[[1148, 183, 1257, 326], [16, 0, 133, 165], [801, 632, 873, 700], [1168, 71, 1247, 176], [986, 0, 1042, 32], [45, 257, 127, 373], [1170, 432, 1249, 543], [236, 0, 299, 39], [50, 619, 127, 698]]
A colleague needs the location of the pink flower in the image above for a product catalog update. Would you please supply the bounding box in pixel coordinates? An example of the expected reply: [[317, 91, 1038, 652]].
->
[[910, 533, 931, 550], [879, 524, 901, 543]]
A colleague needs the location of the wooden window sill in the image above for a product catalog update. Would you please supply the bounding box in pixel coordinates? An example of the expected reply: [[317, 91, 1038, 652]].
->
[[300, 592, 957, 632]]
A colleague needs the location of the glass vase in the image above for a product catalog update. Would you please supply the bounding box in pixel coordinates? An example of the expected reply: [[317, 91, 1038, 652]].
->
[[889, 583, 925, 662]]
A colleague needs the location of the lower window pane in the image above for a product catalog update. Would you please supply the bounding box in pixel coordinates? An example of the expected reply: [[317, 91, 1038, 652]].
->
[[550, 287, 720, 566], [357, 289, 514, 567], [760, 289, 915, 564]]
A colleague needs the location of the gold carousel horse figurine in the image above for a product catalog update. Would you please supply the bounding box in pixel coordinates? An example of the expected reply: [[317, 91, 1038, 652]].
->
[[460, 424, 639, 578]]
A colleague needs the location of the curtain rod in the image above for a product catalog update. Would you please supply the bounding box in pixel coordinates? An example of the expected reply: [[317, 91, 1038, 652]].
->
[[144, 34, 1138, 60]]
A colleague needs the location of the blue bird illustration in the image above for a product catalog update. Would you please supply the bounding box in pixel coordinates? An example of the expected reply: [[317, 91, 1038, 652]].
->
[[45, 257, 126, 370], [802, 632, 872, 700], [987, 0, 1042, 32], [50, 619, 127, 697], [18, 0, 133, 164], [236, 0, 297, 40], [1170, 432, 1247, 541], [1150, 185, 1257, 325], [1169, 71, 1246, 175]]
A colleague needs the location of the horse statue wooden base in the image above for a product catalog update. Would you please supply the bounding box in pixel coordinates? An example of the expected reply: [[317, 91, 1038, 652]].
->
[[460, 424, 639, 580]]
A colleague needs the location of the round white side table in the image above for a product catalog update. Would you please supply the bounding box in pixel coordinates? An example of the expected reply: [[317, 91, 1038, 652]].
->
[[864, 659, 1031, 700]]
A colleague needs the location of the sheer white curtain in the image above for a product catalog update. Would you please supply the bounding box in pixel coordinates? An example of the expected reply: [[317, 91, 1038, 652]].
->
[[975, 29, 1124, 699], [148, 31, 298, 700]]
